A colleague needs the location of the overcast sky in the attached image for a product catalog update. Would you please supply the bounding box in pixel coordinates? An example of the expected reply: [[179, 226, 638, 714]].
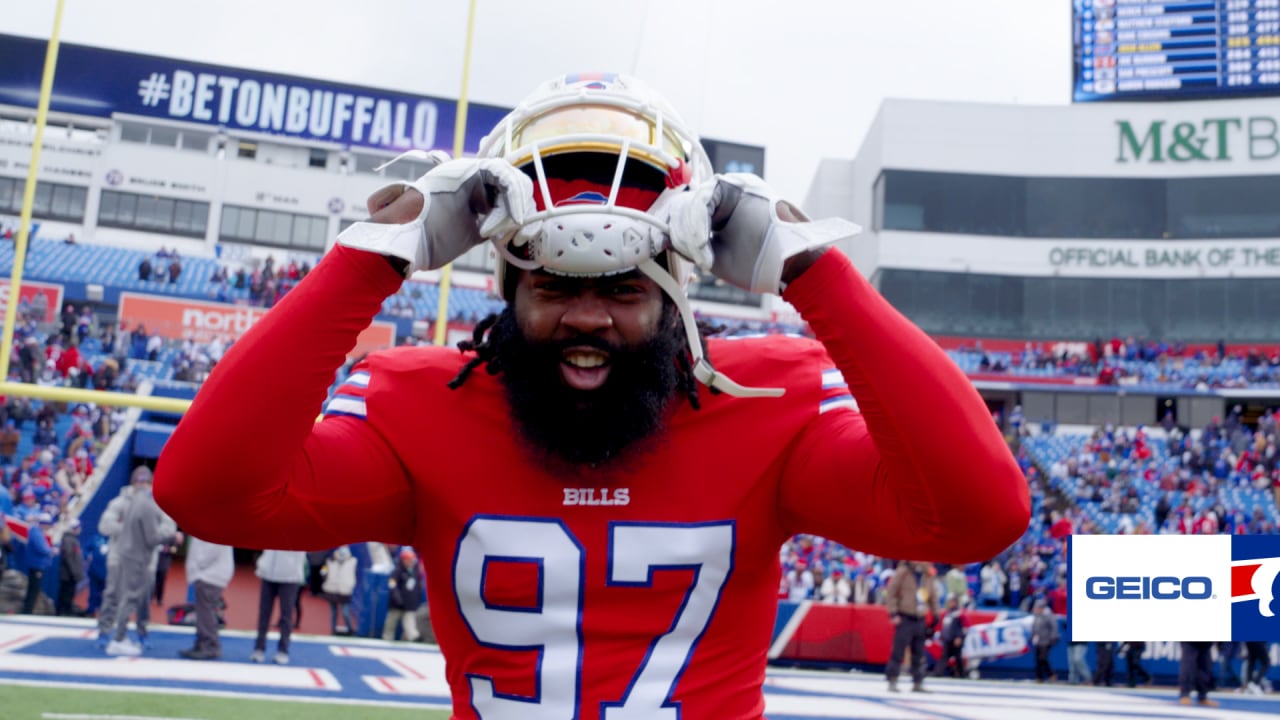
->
[[9, 0, 1073, 202]]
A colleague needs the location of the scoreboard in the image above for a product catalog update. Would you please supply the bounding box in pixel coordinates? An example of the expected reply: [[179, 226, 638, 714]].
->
[[1073, 0, 1280, 102]]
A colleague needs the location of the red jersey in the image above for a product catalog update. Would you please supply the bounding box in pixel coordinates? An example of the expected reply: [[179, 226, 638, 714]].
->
[[156, 246, 1028, 719]]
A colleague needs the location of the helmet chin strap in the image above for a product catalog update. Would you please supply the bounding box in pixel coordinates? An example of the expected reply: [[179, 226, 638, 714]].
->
[[636, 258, 784, 399]]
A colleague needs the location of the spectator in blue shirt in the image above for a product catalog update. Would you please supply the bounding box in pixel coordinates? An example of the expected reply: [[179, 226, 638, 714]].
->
[[14, 488, 40, 522], [22, 513, 57, 613]]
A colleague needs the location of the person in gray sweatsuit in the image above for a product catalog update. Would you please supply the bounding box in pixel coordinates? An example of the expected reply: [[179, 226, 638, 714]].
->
[[1031, 601, 1061, 683], [95, 484, 133, 643], [105, 466, 179, 656]]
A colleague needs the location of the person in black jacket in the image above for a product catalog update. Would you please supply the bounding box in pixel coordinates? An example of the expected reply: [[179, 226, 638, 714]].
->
[[1093, 641, 1116, 687], [1178, 641, 1218, 707], [382, 547, 422, 642], [60, 304, 77, 342], [1243, 641, 1272, 694], [16, 338, 40, 384], [153, 533, 182, 607], [56, 519, 86, 616], [1125, 641, 1152, 687], [936, 597, 966, 678]]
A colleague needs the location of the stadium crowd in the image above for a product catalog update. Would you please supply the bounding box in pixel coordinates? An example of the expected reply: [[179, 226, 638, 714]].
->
[[774, 403, 1279, 692], [11, 241, 1276, 395], [0, 237, 1275, 695], [779, 405, 1280, 606], [135, 247, 313, 309], [957, 337, 1280, 390], [0, 300, 128, 620], [11, 249, 1280, 608], [0, 298, 135, 539]]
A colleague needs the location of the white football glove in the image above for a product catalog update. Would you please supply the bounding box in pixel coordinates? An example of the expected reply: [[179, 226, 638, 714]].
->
[[336, 156, 537, 276], [664, 173, 861, 295]]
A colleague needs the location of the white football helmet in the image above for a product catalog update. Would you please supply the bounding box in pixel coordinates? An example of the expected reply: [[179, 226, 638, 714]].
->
[[478, 73, 782, 398]]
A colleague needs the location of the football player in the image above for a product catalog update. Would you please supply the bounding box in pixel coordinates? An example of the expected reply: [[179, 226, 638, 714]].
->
[[156, 73, 1029, 719]]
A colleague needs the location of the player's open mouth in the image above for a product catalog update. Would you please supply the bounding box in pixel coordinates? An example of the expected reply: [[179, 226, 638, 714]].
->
[[561, 348, 610, 390]]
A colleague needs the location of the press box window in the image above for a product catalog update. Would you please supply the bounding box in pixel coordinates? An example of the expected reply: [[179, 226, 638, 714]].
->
[[877, 169, 1280, 240], [118, 122, 199, 150], [877, 268, 1280, 342], [119, 124, 149, 144], [0, 178, 88, 222], [219, 204, 329, 251], [98, 190, 209, 238], [149, 127, 179, 148], [180, 130, 213, 152]]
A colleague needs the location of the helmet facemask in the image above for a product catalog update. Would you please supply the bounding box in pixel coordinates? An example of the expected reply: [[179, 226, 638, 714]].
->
[[480, 74, 782, 399]]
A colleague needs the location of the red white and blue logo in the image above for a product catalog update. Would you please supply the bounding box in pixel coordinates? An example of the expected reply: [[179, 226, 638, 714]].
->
[[557, 190, 609, 206], [563, 72, 618, 90], [1231, 535, 1280, 641]]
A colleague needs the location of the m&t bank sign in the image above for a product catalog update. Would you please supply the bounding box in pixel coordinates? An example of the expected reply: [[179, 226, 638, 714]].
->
[[1116, 117, 1280, 163]]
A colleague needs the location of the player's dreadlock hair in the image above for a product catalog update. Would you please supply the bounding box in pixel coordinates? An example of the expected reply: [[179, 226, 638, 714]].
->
[[446, 297, 719, 411]]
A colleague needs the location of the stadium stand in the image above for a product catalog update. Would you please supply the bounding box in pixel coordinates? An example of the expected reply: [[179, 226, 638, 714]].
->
[[1, 234, 1277, 693], [779, 409, 1280, 612], [0, 238, 507, 324], [950, 341, 1280, 391], [6, 239, 1277, 584], [12, 237, 1280, 392]]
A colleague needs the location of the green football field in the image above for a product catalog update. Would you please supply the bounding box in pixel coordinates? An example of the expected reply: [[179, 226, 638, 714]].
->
[[4, 683, 452, 720]]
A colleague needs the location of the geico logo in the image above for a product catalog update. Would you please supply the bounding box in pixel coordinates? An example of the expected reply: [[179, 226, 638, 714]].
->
[[1084, 576, 1213, 600], [181, 307, 261, 333]]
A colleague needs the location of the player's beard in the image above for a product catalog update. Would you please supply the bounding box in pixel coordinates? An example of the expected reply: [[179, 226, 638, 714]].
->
[[492, 308, 682, 473]]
